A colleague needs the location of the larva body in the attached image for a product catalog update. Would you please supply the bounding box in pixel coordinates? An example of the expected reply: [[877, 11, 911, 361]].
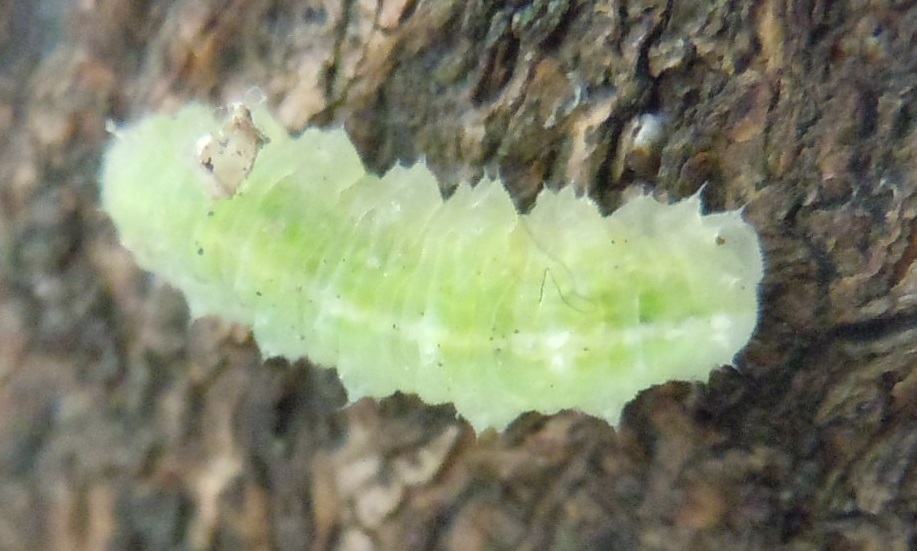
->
[[101, 104, 763, 431]]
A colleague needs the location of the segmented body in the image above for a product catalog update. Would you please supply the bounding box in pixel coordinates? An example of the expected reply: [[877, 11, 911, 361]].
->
[[101, 104, 763, 431]]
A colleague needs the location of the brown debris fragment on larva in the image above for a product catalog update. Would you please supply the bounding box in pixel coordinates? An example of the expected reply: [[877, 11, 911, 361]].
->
[[196, 103, 270, 199]]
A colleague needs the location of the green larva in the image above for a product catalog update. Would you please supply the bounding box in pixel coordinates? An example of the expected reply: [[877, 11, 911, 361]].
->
[[100, 103, 764, 431]]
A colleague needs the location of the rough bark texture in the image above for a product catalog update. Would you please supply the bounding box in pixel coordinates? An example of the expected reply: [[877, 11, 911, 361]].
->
[[2, 1, 917, 550]]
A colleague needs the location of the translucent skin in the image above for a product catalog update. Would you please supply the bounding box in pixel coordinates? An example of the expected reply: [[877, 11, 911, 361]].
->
[[101, 104, 764, 431]]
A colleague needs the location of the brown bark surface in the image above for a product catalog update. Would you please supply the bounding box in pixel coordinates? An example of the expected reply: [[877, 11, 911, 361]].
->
[[2, 1, 917, 550]]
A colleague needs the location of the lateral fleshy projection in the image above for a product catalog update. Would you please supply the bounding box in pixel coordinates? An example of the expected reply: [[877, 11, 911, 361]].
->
[[100, 103, 764, 432]]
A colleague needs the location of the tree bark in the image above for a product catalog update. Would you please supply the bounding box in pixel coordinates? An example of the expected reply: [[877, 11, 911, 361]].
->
[[2, 0, 917, 549]]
